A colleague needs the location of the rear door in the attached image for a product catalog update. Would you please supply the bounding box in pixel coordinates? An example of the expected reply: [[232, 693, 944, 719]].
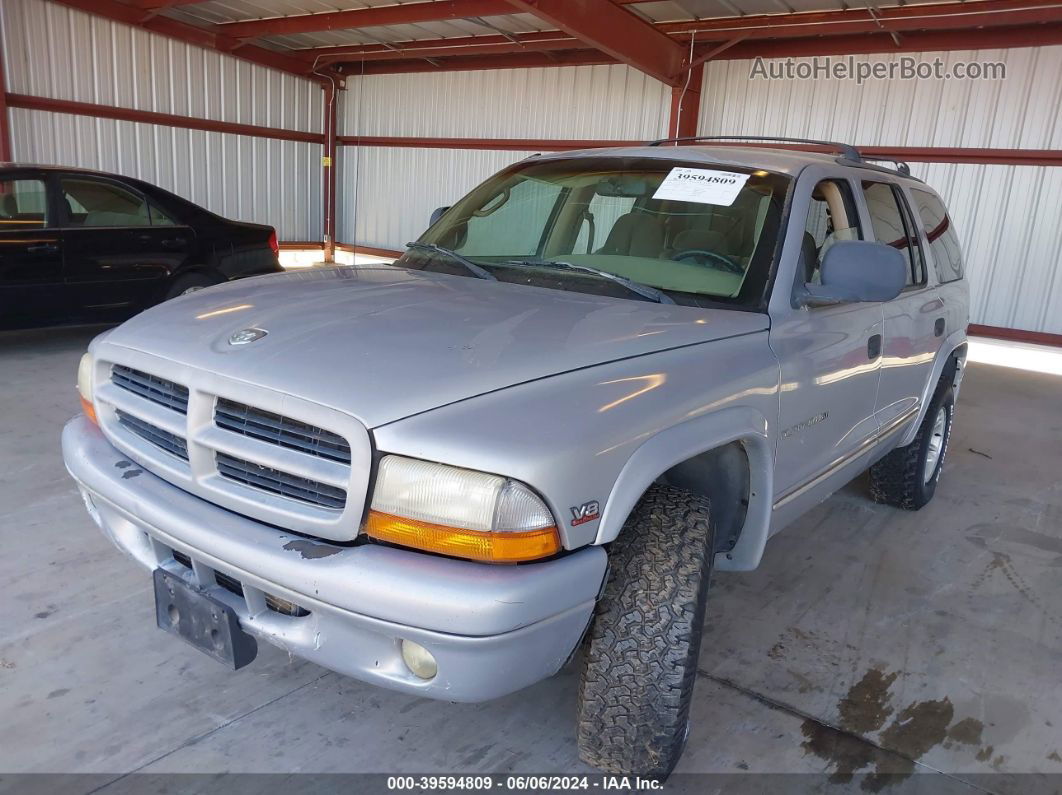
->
[[860, 181, 942, 428], [0, 172, 67, 328], [59, 175, 192, 316]]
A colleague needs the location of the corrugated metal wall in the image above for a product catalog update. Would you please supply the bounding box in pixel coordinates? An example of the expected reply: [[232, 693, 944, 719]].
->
[[337, 66, 671, 248], [698, 46, 1062, 334], [1, 0, 323, 240]]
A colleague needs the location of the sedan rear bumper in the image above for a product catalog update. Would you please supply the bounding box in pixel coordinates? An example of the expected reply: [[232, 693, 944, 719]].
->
[[62, 415, 606, 702]]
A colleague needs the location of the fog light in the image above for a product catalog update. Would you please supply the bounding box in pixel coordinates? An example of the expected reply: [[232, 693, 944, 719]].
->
[[400, 639, 437, 680]]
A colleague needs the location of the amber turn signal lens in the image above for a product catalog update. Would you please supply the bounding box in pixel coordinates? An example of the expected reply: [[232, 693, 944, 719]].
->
[[365, 511, 560, 563], [80, 395, 98, 426]]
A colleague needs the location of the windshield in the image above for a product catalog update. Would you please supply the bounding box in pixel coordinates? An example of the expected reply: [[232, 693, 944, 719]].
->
[[398, 156, 791, 308]]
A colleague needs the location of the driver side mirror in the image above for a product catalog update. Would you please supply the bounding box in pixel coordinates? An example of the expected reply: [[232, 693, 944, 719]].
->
[[797, 240, 906, 307], [429, 206, 450, 227]]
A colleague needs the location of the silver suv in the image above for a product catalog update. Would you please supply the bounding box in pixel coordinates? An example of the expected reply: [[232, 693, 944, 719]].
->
[[63, 138, 969, 776]]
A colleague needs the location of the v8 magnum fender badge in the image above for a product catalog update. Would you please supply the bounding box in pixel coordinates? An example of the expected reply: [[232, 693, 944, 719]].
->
[[570, 500, 601, 526], [229, 327, 268, 346]]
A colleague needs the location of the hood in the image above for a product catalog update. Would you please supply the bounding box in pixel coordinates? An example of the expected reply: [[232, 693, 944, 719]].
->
[[98, 266, 768, 428]]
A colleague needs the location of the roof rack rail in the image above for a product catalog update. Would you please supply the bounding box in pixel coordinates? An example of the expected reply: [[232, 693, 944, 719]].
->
[[860, 155, 912, 176], [645, 134, 862, 162]]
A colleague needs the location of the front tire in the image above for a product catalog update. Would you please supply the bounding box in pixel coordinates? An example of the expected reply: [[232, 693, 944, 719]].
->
[[869, 386, 955, 510], [576, 484, 714, 777]]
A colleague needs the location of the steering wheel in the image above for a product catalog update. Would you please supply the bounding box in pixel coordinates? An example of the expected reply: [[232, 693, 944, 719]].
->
[[672, 248, 743, 275]]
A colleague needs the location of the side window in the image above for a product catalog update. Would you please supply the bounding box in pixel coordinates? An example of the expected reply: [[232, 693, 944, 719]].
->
[[149, 203, 177, 226], [0, 179, 50, 230], [61, 178, 151, 228], [861, 181, 925, 288], [572, 193, 636, 254], [911, 189, 964, 283], [456, 178, 563, 257], [801, 179, 862, 284]]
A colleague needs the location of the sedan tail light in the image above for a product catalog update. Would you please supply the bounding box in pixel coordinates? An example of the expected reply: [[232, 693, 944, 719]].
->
[[268, 229, 279, 258]]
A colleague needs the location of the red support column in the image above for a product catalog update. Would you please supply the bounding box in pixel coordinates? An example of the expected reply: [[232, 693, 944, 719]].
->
[[667, 61, 703, 141], [322, 81, 338, 263], [0, 37, 12, 162]]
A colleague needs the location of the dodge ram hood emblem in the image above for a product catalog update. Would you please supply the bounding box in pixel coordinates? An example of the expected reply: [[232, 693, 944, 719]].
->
[[229, 328, 268, 346]]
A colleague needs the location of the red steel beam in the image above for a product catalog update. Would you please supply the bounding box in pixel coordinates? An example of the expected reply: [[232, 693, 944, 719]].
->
[[0, 36, 11, 162], [341, 21, 1062, 75], [711, 23, 1062, 60], [657, 0, 1062, 40], [218, 0, 507, 39], [343, 49, 614, 76], [48, 0, 328, 81], [667, 63, 703, 140], [299, 32, 581, 65], [503, 0, 687, 85], [336, 135, 642, 150], [322, 83, 338, 263], [6, 94, 326, 144], [335, 135, 1062, 167], [968, 324, 1062, 348], [129, 0, 213, 9]]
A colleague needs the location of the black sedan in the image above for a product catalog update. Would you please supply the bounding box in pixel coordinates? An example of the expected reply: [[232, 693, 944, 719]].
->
[[0, 164, 283, 329]]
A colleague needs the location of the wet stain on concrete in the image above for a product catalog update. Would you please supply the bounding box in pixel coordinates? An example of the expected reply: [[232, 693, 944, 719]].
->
[[976, 745, 994, 762], [945, 717, 984, 746], [878, 697, 955, 763], [968, 547, 1062, 629], [282, 539, 342, 559], [1048, 751, 1062, 763], [800, 670, 972, 790], [838, 668, 898, 735]]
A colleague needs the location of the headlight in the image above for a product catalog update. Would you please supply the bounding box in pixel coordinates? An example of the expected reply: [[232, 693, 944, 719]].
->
[[365, 456, 560, 563], [77, 353, 97, 425]]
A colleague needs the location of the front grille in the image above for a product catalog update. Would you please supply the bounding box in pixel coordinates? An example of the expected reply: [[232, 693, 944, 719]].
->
[[112, 365, 189, 414], [216, 452, 346, 510], [116, 410, 188, 460], [214, 399, 351, 464]]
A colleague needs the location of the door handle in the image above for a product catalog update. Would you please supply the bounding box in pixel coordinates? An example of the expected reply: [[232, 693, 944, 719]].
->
[[934, 317, 946, 337], [27, 243, 59, 254], [868, 333, 882, 359]]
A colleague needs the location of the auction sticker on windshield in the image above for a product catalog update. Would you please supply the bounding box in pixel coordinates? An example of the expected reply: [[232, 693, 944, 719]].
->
[[652, 167, 750, 206]]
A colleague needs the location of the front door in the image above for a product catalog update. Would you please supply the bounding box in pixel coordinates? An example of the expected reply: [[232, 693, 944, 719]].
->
[[770, 176, 883, 500], [58, 175, 183, 318], [0, 173, 67, 328]]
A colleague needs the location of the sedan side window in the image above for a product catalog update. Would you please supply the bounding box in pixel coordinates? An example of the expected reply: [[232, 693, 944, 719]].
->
[[0, 179, 50, 230], [61, 178, 152, 228], [861, 181, 926, 288]]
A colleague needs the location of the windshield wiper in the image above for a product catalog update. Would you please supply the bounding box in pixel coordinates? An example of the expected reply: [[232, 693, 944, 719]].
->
[[404, 242, 497, 281], [503, 258, 675, 305]]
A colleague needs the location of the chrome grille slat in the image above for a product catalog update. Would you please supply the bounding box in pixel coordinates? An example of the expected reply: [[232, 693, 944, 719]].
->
[[116, 410, 189, 461], [216, 452, 346, 510], [112, 365, 189, 414], [214, 398, 351, 464]]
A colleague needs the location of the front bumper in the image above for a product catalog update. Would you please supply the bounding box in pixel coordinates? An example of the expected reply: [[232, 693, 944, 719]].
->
[[62, 416, 606, 702]]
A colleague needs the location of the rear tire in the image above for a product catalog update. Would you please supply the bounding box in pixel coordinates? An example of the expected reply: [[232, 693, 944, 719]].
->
[[869, 386, 955, 510], [164, 272, 221, 300], [576, 484, 714, 777]]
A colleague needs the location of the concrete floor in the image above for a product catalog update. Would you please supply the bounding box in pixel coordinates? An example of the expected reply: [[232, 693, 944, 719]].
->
[[2, 325, 1061, 793]]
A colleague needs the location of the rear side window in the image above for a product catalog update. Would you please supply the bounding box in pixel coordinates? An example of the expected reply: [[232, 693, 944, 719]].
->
[[0, 178, 49, 230], [61, 178, 151, 227], [862, 181, 926, 288], [911, 189, 964, 283]]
